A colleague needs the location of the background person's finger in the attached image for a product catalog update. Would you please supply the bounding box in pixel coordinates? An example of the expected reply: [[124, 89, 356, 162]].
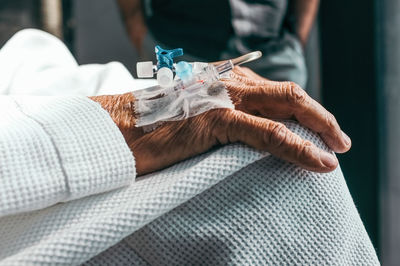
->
[[225, 80, 351, 153], [214, 109, 338, 173]]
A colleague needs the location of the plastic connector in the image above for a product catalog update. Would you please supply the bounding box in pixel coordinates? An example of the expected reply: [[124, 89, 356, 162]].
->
[[155, 45, 183, 69], [157, 67, 174, 88], [175, 61, 193, 81], [215, 60, 234, 75], [137, 61, 154, 78]]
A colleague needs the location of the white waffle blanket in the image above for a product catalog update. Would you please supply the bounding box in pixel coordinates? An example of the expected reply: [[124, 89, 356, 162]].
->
[[0, 29, 379, 265]]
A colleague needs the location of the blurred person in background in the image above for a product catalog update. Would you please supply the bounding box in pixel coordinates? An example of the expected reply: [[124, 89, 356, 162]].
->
[[117, 0, 319, 88]]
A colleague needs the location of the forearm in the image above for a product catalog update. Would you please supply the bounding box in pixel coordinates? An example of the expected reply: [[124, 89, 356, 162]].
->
[[116, 0, 147, 51], [116, 0, 141, 21], [290, 0, 320, 46]]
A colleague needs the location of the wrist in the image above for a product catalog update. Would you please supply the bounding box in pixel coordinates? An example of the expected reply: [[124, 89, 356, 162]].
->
[[89, 93, 143, 145]]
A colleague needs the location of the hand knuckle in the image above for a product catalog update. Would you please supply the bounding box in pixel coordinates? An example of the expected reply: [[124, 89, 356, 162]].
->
[[325, 111, 337, 128], [297, 141, 313, 160], [286, 82, 307, 106], [209, 109, 239, 140], [267, 122, 288, 148], [207, 108, 232, 126]]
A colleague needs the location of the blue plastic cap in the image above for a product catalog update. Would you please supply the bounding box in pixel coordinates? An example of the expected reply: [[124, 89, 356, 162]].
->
[[175, 61, 193, 81], [155, 45, 183, 69]]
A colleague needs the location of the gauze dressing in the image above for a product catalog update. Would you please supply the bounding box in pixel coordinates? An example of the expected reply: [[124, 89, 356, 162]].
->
[[133, 63, 234, 131]]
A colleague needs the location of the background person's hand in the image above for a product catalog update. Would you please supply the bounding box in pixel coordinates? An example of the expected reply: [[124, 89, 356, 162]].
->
[[90, 66, 351, 176]]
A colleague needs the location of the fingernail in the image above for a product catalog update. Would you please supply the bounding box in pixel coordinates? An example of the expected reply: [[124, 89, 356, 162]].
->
[[320, 151, 338, 169], [341, 131, 351, 146]]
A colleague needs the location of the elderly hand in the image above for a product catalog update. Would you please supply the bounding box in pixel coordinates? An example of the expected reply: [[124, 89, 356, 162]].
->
[[90, 66, 351, 176]]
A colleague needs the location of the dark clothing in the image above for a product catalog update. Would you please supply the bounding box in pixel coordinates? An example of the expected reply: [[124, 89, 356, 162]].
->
[[146, 0, 233, 60], [145, 0, 288, 61], [143, 0, 307, 87]]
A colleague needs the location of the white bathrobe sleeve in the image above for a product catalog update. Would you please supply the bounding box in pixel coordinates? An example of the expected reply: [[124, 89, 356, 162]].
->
[[0, 95, 136, 218]]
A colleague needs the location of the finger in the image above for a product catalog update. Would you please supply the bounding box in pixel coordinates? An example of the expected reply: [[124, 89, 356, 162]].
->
[[229, 68, 271, 87], [215, 109, 338, 173], [232, 66, 270, 82], [228, 81, 351, 153], [262, 82, 351, 153]]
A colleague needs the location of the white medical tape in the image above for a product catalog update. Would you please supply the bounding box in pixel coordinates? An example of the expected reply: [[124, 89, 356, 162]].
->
[[133, 76, 234, 131]]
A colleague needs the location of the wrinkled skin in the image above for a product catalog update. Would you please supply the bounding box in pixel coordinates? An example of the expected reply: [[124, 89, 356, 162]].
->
[[90, 67, 351, 176]]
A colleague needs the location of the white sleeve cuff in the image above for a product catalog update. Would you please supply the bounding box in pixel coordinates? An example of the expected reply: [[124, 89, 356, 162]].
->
[[0, 96, 136, 217]]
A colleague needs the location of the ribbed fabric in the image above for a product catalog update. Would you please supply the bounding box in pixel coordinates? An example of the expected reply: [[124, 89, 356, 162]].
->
[[0, 95, 135, 217], [86, 122, 379, 266], [82, 239, 148, 266], [0, 121, 379, 265]]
